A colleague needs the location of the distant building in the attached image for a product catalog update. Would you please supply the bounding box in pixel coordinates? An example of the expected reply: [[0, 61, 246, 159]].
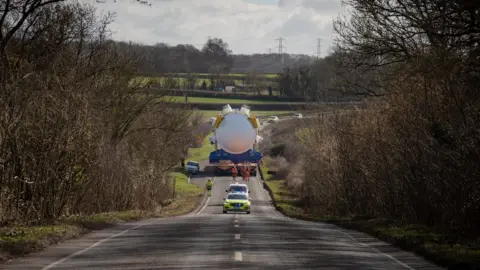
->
[[225, 86, 236, 93]]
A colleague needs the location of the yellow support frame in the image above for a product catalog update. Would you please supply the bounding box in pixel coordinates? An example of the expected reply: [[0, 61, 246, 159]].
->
[[213, 115, 224, 129], [213, 113, 258, 129], [248, 115, 258, 128]]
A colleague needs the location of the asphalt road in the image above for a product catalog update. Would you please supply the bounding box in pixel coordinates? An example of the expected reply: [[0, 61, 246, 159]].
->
[[3, 172, 444, 270], [3, 117, 442, 270]]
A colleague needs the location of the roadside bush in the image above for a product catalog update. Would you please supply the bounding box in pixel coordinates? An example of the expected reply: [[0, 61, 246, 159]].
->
[[260, 119, 306, 195], [299, 0, 480, 236]]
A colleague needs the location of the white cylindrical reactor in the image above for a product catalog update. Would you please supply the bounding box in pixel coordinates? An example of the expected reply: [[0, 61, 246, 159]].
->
[[215, 112, 257, 154]]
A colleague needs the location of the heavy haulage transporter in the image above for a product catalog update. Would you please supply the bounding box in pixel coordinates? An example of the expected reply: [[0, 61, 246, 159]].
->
[[205, 104, 263, 176]]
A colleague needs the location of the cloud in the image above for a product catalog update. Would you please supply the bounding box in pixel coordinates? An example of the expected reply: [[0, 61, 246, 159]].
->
[[85, 0, 344, 56]]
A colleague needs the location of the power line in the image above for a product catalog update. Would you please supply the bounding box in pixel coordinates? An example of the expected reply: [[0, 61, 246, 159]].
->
[[276, 37, 285, 54], [317, 38, 321, 59], [276, 37, 286, 69]]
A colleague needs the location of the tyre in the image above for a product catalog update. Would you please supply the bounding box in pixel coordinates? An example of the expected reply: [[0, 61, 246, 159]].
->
[[223, 210, 227, 214], [246, 211, 251, 214]]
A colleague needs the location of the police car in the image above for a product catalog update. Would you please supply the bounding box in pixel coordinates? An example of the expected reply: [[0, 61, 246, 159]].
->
[[223, 192, 251, 214], [225, 183, 250, 195]]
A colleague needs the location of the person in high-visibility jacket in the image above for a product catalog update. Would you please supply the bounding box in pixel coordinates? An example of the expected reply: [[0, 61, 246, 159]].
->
[[240, 166, 246, 181], [231, 166, 238, 181], [245, 167, 251, 182], [206, 178, 213, 195]]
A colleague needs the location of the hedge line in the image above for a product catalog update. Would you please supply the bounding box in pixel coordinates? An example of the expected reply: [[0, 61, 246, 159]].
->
[[147, 88, 308, 102], [171, 73, 277, 82], [164, 102, 303, 111], [140, 88, 364, 103]]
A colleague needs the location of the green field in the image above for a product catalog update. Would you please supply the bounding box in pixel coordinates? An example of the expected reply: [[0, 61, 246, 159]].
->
[[164, 96, 288, 104], [133, 75, 278, 88], [133, 75, 282, 95]]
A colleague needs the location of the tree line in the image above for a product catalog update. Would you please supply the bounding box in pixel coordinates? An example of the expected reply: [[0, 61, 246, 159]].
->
[[130, 39, 315, 76]]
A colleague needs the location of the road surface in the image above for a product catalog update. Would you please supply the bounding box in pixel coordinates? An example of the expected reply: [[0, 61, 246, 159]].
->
[[3, 173, 443, 269]]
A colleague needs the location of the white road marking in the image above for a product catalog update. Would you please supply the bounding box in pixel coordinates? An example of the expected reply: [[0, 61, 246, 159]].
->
[[234, 224, 239, 228], [235, 234, 241, 240], [254, 175, 284, 218], [258, 172, 414, 269], [234, 251, 243, 261], [234, 219, 238, 223], [195, 177, 216, 215], [42, 219, 158, 270], [333, 229, 415, 270], [44, 175, 222, 269]]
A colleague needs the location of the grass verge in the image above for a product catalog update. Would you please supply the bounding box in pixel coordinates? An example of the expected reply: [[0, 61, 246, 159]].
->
[[164, 168, 203, 218], [0, 210, 151, 263], [0, 135, 212, 264], [187, 131, 214, 161], [261, 160, 480, 270]]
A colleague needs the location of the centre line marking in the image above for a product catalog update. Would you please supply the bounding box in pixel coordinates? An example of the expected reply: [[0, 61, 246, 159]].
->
[[235, 234, 241, 240], [234, 251, 243, 261], [234, 219, 238, 223], [234, 224, 239, 228]]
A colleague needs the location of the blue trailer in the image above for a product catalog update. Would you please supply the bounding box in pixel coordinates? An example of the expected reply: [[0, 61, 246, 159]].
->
[[208, 149, 263, 176]]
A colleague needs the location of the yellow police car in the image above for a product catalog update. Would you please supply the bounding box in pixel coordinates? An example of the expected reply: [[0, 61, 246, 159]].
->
[[223, 192, 251, 214]]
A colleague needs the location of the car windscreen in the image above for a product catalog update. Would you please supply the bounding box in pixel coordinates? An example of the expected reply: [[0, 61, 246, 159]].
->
[[187, 162, 198, 166], [229, 186, 247, 193], [227, 194, 247, 200]]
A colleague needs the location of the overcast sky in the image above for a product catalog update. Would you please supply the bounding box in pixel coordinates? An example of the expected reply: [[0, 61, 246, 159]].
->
[[87, 0, 345, 56]]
